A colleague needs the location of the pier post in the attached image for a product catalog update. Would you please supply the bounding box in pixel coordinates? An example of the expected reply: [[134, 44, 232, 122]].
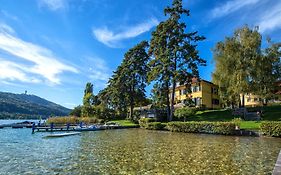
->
[[32, 123, 35, 134], [67, 123, 70, 131], [50, 123, 54, 132]]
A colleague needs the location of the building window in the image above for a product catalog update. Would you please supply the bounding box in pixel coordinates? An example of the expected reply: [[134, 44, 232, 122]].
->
[[193, 97, 202, 106], [247, 98, 251, 102], [212, 87, 218, 94], [179, 90, 182, 96], [192, 86, 201, 92], [212, 99, 219, 105]]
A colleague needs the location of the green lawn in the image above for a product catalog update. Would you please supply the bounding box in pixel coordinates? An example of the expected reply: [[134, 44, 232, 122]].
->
[[109, 120, 138, 127], [110, 105, 280, 130], [240, 121, 261, 130], [186, 105, 281, 130]]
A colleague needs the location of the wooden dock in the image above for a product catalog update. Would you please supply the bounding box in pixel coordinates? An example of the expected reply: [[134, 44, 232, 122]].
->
[[34, 126, 76, 132], [273, 150, 281, 175]]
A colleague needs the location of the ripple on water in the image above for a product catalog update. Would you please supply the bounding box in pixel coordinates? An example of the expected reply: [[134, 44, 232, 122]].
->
[[0, 128, 281, 174]]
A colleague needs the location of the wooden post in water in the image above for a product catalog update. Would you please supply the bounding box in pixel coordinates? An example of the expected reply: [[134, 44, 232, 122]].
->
[[67, 123, 70, 131], [50, 123, 54, 132], [32, 123, 35, 134]]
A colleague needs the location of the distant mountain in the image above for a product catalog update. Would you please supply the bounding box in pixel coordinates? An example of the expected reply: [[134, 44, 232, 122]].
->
[[0, 91, 71, 119]]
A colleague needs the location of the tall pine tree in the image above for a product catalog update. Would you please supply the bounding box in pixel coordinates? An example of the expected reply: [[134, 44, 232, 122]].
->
[[148, 0, 205, 121]]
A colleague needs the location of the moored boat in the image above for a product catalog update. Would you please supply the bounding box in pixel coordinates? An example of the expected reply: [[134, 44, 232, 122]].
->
[[44, 132, 81, 138]]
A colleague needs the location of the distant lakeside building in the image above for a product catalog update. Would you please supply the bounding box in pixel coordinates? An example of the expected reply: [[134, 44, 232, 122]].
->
[[134, 79, 281, 120], [240, 81, 281, 107]]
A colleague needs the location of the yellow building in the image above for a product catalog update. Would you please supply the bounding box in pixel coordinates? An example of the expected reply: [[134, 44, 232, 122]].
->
[[240, 94, 263, 107], [241, 81, 281, 107], [170, 78, 221, 109]]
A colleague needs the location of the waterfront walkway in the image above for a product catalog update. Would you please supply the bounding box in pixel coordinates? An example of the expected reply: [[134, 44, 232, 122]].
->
[[273, 150, 281, 175]]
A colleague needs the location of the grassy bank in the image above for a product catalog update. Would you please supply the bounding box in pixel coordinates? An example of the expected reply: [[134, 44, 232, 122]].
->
[[108, 120, 139, 127], [186, 105, 281, 130]]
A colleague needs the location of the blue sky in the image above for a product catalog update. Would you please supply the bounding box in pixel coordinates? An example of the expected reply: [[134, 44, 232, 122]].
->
[[0, 0, 280, 109]]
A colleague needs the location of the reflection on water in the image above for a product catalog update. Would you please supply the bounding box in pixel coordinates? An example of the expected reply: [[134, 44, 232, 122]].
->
[[0, 128, 280, 174]]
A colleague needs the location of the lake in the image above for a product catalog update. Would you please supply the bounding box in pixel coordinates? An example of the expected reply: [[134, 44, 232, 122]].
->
[[0, 127, 280, 174], [0, 119, 42, 125]]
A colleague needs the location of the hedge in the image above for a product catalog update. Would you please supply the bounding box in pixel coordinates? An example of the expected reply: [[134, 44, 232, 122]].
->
[[166, 121, 236, 135], [139, 118, 156, 128], [139, 118, 165, 130], [260, 121, 281, 137], [145, 122, 166, 130]]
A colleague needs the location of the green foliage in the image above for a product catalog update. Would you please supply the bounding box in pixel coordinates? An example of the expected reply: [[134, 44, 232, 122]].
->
[[99, 41, 149, 119], [212, 26, 281, 107], [108, 120, 139, 127], [148, 0, 206, 121], [174, 107, 197, 121], [146, 122, 166, 130], [70, 105, 82, 117], [0, 91, 70, 119], [166, 121, 236, 135], [231, 117, 243, 126], [260, 121, 281, 137], [138, 118, 165, 130], [82, 82, 95, 118], [139, 118, 156, 128], [92, 104, 115, 120]]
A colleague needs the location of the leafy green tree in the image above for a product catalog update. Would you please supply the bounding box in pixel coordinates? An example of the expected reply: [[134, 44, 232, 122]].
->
[[213, 26, 281, 107], [123, 41, 150, 119], [151, 82, 168, 108], [252, 41, 281, 104], [99, 41, 149, 119], [81, 82, 95, 117], [148, 0, 205, 121], [174, 107, 197, 122], [70, 105, 82, 117]]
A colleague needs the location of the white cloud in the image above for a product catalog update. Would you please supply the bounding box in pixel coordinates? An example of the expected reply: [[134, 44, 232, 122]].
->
[[38, 0, 68, 11], [257, 3, 281, 33], [88, 58, 110, 81], [1, 10, 18, 21], [86, 57, 111, 89], [0, 24, 78, 85], [93, 18, 159, 48], [0, 23, 15, 34], [210, 0, 261, 19], [0, 60, 41, 83]]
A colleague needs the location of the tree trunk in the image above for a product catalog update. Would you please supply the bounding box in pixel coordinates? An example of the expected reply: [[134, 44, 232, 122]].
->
[[241, 93, 245, 107], [169, 55, 177, 122], [129, 87, 134, 120], [165, 82, 171, 121], [170, 80, 176, 122]]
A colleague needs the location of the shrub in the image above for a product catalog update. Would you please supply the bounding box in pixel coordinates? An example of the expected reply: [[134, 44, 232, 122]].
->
[[174, 107, 197, 121], [166, 121, 236, 135], [139, 118, 156, 128], [47, 116, 79, 125], [260, 122, 281, 137], [231, 117, 243, 128], [69, 105, 82, 117], [146, 122, 165, 130], [47, 116, 103, 125]]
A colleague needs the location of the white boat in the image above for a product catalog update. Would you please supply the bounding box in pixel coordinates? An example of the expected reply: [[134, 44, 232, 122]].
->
[[74, 125, 99, 131], [44, 132, 81, 138]]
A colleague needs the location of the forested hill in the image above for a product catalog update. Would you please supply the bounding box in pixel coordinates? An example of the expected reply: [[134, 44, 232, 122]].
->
[[0, 92, 71, 119]]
